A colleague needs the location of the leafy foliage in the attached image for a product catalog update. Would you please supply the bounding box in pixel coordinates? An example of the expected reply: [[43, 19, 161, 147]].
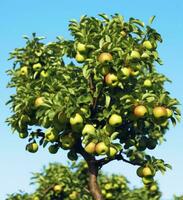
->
[[6, 161, 161, 200], [6, 13, 181, 198]]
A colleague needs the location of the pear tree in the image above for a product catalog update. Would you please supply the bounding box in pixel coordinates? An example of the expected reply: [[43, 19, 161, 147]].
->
[[6, 161, 161, 200], [6, 14, 180, 200]]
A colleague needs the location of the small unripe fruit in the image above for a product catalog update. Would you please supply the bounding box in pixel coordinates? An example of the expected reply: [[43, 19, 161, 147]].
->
[[106, 192, 113, 199], [120, 31, 127, 37], [26, 142, 38, 153], [98, 52, 113, 63], [104, 183, 113, 190], [108, 146, 118, 157], [75, 52, 85, 63], [45, 128, 59, 142], [146, 138, 157, 150], [101, 189, 106, 195], [60, 135, 76, 149], [134, 105, 147, 117], [70, 113, 83, 125], [69, 191, 78, 200], [109, 114, 122, 127], [40, 70, 49, 78], [34, 97, 44, 108], [141, 52, 150, 59], [19, 132, 28, 139], [48, 145, 59, 154], [142, 176, 154, 185], [77, 43, 86, 52], [143, 79, 152, 87], [33, 197, 40, 200], [53, 184, 62, 193], [130, 50, 140, 60], [143, 41, 153, 50], [136, 166, 144, 177], [142, 167, 153, 177], [105, 73, 118, 87], [67, 150, 78, 161], [33, 63, 42, 71], [82, 124, 95, 136], [20, 66, 28, 76], [150, 184, 158, 192], [121, 67, 132, 77]]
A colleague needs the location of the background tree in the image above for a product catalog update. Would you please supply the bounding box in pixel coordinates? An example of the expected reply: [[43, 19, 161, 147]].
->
[[6, 14, 180, 200], [6, 161, 161, 200]]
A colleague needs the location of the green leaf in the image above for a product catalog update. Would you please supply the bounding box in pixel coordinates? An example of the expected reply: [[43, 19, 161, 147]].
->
[[130, 18, 144, 27], [105, 95, 111, 108], [142, 93, 156, 100], [170, 117, 176, 126], [110, 132, 119, 141], [98, 13, 110, 21], [159, 93, 166, 104], [149, 16, 156, 25]]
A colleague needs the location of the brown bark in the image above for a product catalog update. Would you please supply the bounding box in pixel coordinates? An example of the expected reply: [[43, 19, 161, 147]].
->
[[88, 160, 104, 200], [75, 139, 104, 200]]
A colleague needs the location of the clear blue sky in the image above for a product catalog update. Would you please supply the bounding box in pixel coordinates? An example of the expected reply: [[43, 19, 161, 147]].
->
[[0, 0, 183, 199]]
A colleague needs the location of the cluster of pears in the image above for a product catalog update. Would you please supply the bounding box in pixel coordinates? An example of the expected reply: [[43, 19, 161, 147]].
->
[[53, 184, 78, 199], [98, 52, 133, 88], [136, 165, 157, 192], [83, 113, 123, 157], [101, 178, 127, 199], [133, 104, 172, 123], [75, 42, 87, 63], [19, 61, 49, 78], [96, 39, 155, 87], [53, 183, 79, 200]]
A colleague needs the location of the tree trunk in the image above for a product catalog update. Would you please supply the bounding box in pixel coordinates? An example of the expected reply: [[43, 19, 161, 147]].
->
[[88, 160, 104, 200]]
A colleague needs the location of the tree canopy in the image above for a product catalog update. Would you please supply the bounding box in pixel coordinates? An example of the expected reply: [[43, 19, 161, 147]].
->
[[6, 13, 180, 200]]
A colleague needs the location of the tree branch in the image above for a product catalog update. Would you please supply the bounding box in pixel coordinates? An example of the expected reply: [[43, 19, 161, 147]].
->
[[96, 152, 143, 169], [41, 183, 56, 199]]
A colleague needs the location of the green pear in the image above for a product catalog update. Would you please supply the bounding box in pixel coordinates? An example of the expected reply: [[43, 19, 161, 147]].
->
[[82, 124, 95, 136], [108, 146, 118, 157], [95, 142, 109, 155], [143, 79, 152, 87], [19, 132, 28, 139], [142, 41, 153, 50], [105, 73, 118, 87], [98, 52, 113, 63], [130, 50, 140, 60], [26, 142, 38, 153], [33, 63, 42, 71], [45, 128, 59, 142], [20, 66, 28, 76], [75, 52, 85, 63], [48, 145, 59, 154], [77, 42, 86, 52], [153, 106, 167, 118], [84, 142, 96, 154], [109, 114, 122, 127], [134, 105, 147, 117]]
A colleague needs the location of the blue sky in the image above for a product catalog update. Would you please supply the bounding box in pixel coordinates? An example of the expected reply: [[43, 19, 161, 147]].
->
[[0, 0, 183, 199]]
